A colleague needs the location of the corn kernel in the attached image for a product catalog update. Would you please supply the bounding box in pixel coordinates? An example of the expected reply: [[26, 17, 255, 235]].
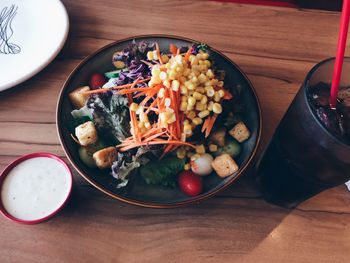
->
[[206, 69, 214, 79], [196, 145, 206, 154], [196, 87, 205, 93], [184, 163, 191, 170], [171, 80, 180, 91], [189, 55, 196, 62], [208, 101, 214, 111], [167, 114, 176, 124], [175, 54, 182, 64], [211, 78, 218, 86], [196, 54, 202, 60], [206, 86, 215, 97], [176, 148, 187, 159], [199, 65, 207, 72], [168, 70, 177, 80], [191, 58, 199, 66], [198, 73, 207, 84], [209, 144, 218, 152], [195, 102, 204, 111], [181, 95, 187, 102], [186, 131, 193, 138], [180, 101, 188, 112], [179, 76, 186, 84], [191, 76, 198, 84], [136, 106, 144, 115], [187, 82, 195, 91], [161, 54, 169, 63], [205, 80, 212, 87], [193, 91, 202, 100], [180, 85, 188, 95], [202, 53, 209, 60], [165, 63, 171, 69], [214, 92, 221, 102], [184, 119, 190, 125], [159, 71, 167, 81], [218, 81, 224, 87], [151, 50, 158, 60], [186, 104, 194, 111], [151, 75, 162, 84], [165, 98, 171, 107], [201, 95, 208, 104], [175, 66, 182, 72], [144, 122, 151, 129], [138, 122, 144, 129], [187, 111, 196, 120], [218, 89, 225, 98], [204, 60, 211, 67], [158, 87, 165, 98], [198, 110, 210, 118], [184, 125, 192, 136], [191, 153, 201, 161], [163, 80, 171, 88], [183, 68, 191, 76], [139, 113, 149, 122], [130, 103, 139, 111], [188, 96, 196, 107], [192, 117, 203, 125], [213, 103, 223, 114], [147, 51, 154, 60]]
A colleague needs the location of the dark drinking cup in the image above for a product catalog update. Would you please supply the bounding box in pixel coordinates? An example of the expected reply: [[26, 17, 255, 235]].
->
[[257, 58, 350, 208]]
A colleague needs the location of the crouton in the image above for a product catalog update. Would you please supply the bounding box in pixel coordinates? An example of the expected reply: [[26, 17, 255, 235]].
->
[[209, 127, 226, 147], [75, 121, 98, 146], [93, 147, 117, 169], [211, 154, 239, 178], [229, 122, 250, 143], [69, 86, 90, 109]]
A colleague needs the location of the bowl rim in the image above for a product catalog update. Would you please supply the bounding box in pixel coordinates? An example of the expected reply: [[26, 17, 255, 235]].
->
[[0, 152, 73, 224], [56, 34, 262, 208]]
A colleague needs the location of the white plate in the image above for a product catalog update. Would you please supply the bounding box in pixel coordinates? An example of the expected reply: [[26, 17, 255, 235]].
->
[[0, 0, 69, 91]]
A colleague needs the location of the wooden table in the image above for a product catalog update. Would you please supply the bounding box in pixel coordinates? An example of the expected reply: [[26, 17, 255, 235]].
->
[[1, 1, 350, 262]]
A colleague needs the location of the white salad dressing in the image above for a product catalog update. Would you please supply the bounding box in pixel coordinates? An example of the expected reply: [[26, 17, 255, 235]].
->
[[1, 157, 71, 221]]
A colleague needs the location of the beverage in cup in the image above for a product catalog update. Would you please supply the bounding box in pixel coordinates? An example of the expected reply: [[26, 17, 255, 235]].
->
[[256, 58, 350, 207]]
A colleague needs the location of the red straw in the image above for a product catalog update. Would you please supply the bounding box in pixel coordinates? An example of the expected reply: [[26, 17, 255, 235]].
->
[[330, 0, 350, 109]]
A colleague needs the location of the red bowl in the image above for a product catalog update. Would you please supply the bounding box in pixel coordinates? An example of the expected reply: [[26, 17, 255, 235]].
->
[[0, 152, 73, 224]]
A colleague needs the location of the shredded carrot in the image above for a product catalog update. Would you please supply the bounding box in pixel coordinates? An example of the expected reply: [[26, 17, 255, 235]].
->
[[143, 131, 167, 142], [140, 60, 154, 68], [145, 99, 158, 114], [184, 47, 193, 63], [155, 42, 163, 64], [118, 140, 195, 152], [80, 78, 151, 95], [169, 44, 178, 56], [116, 86, 155, 95], [205, 114, 218, 138], [141, 127, 162, 138], [160, 144, 174, 159], [202, 117, 210, 133], [223, 89, 233, 100], [176, 48, 180, 55]]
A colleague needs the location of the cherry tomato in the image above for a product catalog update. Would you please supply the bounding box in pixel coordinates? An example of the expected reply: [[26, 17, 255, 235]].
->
[[178, 171, 203, 197], [89, 73, 106, 89]]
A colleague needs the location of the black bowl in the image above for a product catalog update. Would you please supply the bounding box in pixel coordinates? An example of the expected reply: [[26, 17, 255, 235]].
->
[[57, 35, 262, 208]]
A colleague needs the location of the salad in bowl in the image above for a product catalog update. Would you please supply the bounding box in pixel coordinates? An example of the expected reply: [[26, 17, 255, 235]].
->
[[57, 35, 261, 207]]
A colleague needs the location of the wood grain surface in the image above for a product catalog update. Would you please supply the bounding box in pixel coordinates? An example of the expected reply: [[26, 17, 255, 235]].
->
[[1, 1, 350, 262]]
